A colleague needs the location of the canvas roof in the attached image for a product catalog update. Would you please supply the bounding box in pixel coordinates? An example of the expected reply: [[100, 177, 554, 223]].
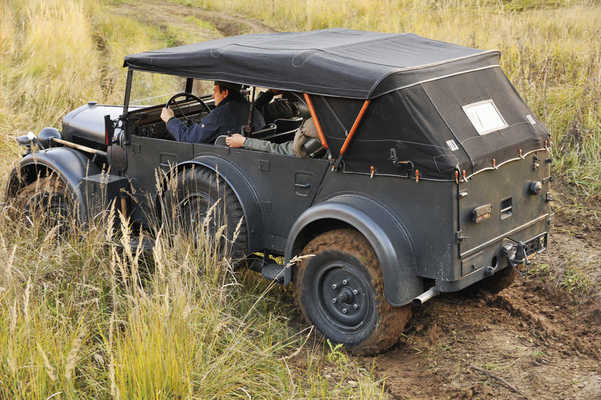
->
[[123, 28, 500, 99]]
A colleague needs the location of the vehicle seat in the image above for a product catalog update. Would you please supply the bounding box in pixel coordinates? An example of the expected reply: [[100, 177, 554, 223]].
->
[[214, 135, 228, 147], [250, 122, 277, 139], [274, 117, 303, 132]]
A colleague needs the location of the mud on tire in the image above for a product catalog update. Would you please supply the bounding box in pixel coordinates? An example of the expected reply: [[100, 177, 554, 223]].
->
[[295, 228, 412, 355], [162, 167, 248, 261]]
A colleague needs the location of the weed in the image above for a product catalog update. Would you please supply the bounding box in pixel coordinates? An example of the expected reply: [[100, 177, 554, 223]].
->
[[561, 266, 592, 295]]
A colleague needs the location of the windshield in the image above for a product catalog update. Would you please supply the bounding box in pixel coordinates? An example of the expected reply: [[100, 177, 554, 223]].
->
[[127, 71, 214, 108]]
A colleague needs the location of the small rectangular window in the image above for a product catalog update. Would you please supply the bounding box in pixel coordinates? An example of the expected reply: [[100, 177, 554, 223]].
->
[[500, 197, 512, 220], [462, 100, 508, 136]]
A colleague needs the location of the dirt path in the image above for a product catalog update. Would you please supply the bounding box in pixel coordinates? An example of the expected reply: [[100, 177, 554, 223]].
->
[[108, 3, 600, 398], [112, 0, 275, 46]]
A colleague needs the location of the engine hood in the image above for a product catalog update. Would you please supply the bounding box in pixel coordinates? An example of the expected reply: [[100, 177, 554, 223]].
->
[[62, 103, 123, 147]]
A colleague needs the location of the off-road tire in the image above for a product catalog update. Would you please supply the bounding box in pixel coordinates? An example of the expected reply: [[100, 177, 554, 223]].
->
[[163, 167, 248, 261], [15, 176, 75, 230], [295, 229, 412, 355]]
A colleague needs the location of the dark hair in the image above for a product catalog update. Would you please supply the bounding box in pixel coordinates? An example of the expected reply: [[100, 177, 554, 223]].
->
[[214, 81, 243, 102], [214, 81, 242, 93]]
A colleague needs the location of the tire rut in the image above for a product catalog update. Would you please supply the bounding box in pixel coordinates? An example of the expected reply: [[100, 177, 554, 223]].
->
[[111, 0, 276, 42]]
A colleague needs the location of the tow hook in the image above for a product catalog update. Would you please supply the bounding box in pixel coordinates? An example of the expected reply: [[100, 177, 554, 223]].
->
[[502, 241, 530, 268]]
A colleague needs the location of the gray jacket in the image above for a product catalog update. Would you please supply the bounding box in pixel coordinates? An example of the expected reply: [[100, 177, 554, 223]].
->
[[243, 137, 295, 156]]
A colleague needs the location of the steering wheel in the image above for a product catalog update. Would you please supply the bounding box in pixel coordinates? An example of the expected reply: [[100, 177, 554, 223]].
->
[[165, 92, 211, 121]]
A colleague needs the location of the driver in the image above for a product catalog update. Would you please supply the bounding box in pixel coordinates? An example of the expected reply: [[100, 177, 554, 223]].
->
[[160, 81, 265, 144]]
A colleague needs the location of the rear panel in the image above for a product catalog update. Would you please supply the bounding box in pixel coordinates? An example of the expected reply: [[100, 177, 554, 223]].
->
[[455, 150, 551, 284]]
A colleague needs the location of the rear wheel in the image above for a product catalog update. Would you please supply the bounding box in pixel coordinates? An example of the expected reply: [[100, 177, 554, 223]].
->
[[295, 229, 412, 355], [162, 167, 248, 261]]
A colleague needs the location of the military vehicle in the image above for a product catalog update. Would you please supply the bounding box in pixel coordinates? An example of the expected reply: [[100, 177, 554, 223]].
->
[[6, 29, 551, 354]]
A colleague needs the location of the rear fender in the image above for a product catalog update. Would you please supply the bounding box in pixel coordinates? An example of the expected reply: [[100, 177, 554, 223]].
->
[[167, 156, 263, 252], [6, 147, 101, 221], [286, 194, 423, 307]]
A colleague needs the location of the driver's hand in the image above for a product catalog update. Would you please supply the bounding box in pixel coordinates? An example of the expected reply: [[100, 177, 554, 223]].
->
[[161, 106, 174, 123], [226, 134, 246, 148]]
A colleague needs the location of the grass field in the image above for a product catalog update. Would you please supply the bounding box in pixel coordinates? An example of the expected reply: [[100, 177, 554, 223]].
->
[[0, 0, 599, 398]]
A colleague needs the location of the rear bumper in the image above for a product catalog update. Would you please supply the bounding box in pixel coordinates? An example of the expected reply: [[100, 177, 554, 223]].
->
[[437, 214, 549, 292]]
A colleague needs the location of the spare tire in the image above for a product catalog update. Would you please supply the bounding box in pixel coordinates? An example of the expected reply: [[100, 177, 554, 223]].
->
[[162, 167, 248, 261]]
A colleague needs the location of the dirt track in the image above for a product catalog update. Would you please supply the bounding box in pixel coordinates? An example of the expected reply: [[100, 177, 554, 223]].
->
[[113, 3, 601, 398]]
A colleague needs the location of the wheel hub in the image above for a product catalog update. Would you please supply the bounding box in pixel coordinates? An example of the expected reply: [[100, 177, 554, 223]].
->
[[317, 262, 370, 328]]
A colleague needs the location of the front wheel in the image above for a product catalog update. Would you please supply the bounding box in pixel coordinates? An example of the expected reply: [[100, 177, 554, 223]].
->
[[14, 176, 75, 231], [295, 229, 412, 355]]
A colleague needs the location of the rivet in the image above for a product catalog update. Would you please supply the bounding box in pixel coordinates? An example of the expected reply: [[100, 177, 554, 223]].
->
[[353, 304, 359, 310], [352, 289, 359, 295], [331, 283, 338, 290], [332, 298, 337, 304], [342, 279, 348, 285], [342, 308, 348, 314]]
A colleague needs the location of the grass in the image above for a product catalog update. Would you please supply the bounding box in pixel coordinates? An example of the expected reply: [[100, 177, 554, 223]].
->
[[0, 193, 386, 398]]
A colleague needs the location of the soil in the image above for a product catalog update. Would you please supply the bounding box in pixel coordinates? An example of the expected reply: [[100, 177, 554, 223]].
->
[[110, 3, 601, 398], [363, 214, 601, 400]]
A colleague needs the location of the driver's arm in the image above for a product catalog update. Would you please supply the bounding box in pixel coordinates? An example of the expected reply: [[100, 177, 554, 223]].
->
[[161, 106, 221, 143]]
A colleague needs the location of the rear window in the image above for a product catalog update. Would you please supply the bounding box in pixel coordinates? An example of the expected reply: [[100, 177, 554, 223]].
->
[[462, 99, 508, 135]]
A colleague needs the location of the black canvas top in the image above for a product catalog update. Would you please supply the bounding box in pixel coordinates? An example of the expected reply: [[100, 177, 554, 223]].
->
[[123, 28, 500, 99]]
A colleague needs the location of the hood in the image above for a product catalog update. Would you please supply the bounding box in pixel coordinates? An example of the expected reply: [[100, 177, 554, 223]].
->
[[62, 103, 123, 148]]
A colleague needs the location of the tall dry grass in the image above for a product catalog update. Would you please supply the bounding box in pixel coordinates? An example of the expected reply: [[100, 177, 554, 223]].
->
[[0, 188, 385, 398]]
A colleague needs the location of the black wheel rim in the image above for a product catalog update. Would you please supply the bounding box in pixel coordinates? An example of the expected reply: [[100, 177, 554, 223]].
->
[[313, 260, 373, 332]]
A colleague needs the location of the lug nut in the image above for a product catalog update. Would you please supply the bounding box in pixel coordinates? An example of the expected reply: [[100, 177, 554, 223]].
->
[[352, 289, 359, 295], [332, 298, 337, 304], [342, 308, 348, 314], [353, 304, 359, 310], [331, 283, 338, 290], [342, 279, 348, 285]]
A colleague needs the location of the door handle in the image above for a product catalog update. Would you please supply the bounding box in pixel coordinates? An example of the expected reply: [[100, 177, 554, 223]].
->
[[294, 183, 311, 189]]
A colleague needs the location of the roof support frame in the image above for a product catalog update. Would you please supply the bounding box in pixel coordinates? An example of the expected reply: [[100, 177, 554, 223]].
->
[[303, 93, 329, 150], [333, 100, 371, 170]]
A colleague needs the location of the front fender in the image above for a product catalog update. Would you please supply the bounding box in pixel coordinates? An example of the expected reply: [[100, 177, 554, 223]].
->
[[171, 155, 264, 252], [6, 147, 101, 221], [286, 194, 423, 306]]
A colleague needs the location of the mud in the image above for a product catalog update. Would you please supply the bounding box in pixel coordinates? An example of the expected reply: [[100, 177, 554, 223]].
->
[[363, 216, 601, 400]]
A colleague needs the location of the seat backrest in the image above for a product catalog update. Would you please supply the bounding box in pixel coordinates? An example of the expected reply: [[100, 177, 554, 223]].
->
[[273, 117, 303, 132], [250, 122, 277, 139]]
